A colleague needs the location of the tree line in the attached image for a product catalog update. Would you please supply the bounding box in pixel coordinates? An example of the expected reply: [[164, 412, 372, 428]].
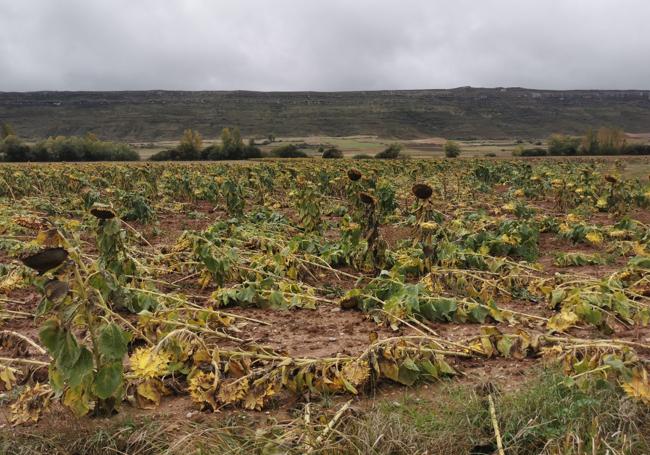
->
[[149, 128, 266, 161], [0, 124, 139, 162], [3, 121, 647, 162], [514, 127, 650, 157]]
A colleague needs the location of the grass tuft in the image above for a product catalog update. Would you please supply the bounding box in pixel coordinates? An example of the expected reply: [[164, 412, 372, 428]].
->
[[2, 368, 648, 454]]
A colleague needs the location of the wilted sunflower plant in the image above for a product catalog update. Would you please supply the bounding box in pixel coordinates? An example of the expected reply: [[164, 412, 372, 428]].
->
[[18, 204, 132, 418]]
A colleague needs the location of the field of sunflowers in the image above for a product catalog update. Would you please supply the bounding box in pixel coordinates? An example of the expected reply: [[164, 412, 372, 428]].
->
[[0, 158, 649, 453]]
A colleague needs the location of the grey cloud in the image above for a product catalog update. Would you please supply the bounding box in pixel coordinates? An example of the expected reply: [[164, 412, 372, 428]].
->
[[0, 0, 649, 91]]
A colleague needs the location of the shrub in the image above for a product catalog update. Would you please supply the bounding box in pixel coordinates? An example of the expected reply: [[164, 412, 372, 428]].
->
[[352, 153, 373, 160], [485, 152, 497, 157], [0, 135, 32, 161], [201, 145, 223, 160], [322, 147, 343, 159], [202, 144, 261, 161], [443, 140, 461, 158], [548, 134, 580, 156], [524, 147, 547, 156], [149, 149, 177, 161], [514, 147, 547, 157], [271, 144, 308, 158], [622, 144, 650, 155], [375, 144, 401, 159]]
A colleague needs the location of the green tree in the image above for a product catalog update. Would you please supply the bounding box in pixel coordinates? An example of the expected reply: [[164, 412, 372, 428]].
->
[[596, 127, 625, 155], [580, 128, 599, 155], [579, 127, 626, 155], [200, 127, 261, 161], [177, 129, 202, 160], [0, 135, 31, 161], [548, 134, 580, 156], [1, 122, 15, 139], [443, 140, 461, 158], [221, 127, 243, 152]]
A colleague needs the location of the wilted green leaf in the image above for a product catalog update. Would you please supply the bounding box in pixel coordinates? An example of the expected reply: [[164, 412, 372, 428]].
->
[[98, 323, 130, 361], [93, 362, 123, 399], [67, 347, 94, 387]]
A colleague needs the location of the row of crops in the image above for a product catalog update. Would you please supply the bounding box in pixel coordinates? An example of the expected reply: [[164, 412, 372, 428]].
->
[[0, 158, 649, 426]]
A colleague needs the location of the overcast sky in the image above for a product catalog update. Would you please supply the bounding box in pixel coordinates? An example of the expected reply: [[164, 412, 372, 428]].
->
[[1, 0, 649, 92]]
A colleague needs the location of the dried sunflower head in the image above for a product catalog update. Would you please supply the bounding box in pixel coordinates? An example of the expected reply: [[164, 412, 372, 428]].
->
[[412, 183, 433, 200], [359, 192, 376, 206], [10, 383, 53, 425], [90, 202, 116, 219], [21, 247, 68, 275], [347, 168, 362, 181]]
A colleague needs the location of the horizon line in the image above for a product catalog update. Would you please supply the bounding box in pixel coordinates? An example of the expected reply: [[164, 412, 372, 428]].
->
[[2, 86, 650, 94]]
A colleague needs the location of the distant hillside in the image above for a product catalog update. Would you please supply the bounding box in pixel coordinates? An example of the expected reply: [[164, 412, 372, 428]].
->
[[1, 87, 650, 141]]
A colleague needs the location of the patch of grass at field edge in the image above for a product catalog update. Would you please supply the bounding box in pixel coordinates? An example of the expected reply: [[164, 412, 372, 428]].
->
[[2, 368, 648, 454]]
